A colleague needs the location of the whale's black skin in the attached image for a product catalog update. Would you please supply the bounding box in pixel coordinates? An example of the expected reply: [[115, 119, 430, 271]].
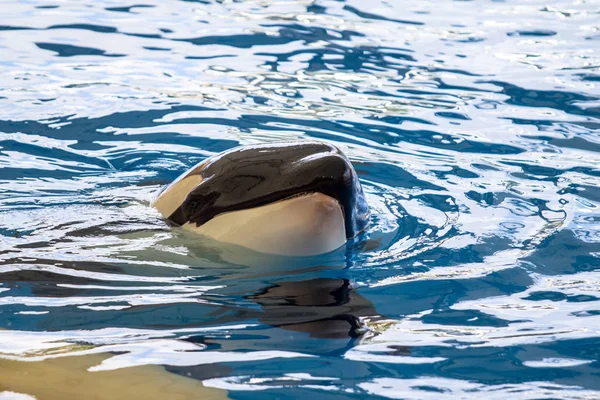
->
[[166, 141, 370, 239]]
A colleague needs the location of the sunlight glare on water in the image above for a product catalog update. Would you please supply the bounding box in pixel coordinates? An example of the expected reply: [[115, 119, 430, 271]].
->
[[0, 0, 599, 398]]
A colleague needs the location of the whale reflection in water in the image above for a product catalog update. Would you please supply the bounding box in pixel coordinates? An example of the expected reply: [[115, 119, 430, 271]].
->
[[166, 273, 385, 382], [248, 278, 377, 339]]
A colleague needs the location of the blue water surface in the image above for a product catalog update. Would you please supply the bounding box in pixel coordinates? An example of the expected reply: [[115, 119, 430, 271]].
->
[[0, 0, 599, 398]]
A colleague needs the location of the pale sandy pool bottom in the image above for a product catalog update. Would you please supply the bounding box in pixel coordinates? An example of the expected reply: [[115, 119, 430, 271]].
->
[[0, 353, 228, 400]]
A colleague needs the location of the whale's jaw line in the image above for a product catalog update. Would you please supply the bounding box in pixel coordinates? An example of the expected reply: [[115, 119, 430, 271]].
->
[[182, 193, 346, 257]]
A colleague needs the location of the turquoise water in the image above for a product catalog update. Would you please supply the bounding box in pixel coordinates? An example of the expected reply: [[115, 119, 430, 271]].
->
[[0, 0, 599, 398]]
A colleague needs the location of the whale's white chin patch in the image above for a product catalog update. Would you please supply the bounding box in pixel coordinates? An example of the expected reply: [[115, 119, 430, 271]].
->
[[182, 193, 347, 257]]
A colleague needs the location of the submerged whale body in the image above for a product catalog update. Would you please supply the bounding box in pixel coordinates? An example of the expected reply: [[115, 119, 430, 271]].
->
[[152, 141, 369, 256]]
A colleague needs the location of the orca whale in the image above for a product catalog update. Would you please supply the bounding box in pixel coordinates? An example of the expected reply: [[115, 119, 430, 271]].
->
[[152, 141, 369, 256]]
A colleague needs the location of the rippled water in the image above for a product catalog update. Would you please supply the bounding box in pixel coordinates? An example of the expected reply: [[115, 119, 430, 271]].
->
[[0, 0, 599, 398]]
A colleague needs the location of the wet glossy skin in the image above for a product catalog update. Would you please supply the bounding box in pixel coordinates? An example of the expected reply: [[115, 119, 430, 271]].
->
[[164, 141, 370, 240]]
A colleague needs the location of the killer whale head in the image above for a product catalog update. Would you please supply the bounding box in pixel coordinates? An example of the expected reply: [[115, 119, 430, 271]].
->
[[152, 141, 370, 256]]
